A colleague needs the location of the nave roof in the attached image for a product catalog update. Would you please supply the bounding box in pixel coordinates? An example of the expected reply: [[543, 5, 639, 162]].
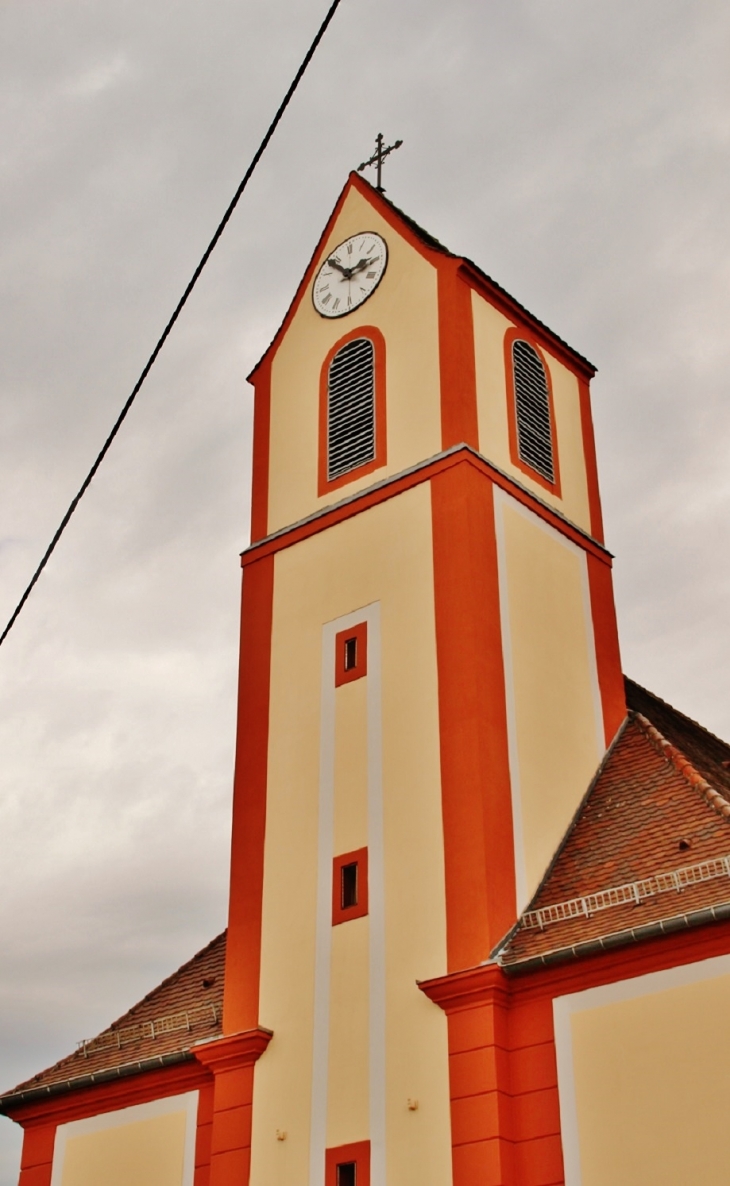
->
[[498, 679, 730, 971]]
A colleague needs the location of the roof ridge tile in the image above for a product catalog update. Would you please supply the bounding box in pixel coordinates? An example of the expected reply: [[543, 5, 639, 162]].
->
[[633, 711, 730, 821]]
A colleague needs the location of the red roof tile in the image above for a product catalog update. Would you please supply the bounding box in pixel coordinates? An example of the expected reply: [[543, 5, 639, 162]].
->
[[2, 932, 225, 1104], [499, 683, 730, 969]]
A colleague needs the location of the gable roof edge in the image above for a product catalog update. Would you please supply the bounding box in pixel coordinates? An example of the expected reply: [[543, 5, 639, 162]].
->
[[247, 171, 451, 384], [247, 172, 597, 385], [634, 712, 730, 822]]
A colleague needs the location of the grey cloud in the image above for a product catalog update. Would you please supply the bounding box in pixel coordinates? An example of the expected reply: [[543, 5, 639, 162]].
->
[[1, 0, 729, 1178]]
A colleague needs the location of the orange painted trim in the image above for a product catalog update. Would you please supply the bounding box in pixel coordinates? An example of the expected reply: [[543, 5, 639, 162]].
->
[[347, 172, 449, 266], [250, 357, 272, 543], [420, 962, 515, 1186], [352, 179, 595, 383], [247, 178, 359, 385], [459, 261, 596, 382], [194, 1083, 214, 1186], [16, 1123, 55, 1186], [224, 555, 275, 1034], [246, 170, 594, 392], [419, 960, 508, 1013], [246, 172, 449, 387], [192, 1029, 273, 1075], [577, 375, 605, 543], [586, 552, 626, 746], [318, 326, 387, 496], [431, 465, 517, 968], [325, 1140, 371, 1186], [6, 1061, 210, 1127], [420, 916, 730, 1008], [503, 327, 562, 498], [334, 621, 368, 687], [438, 257, 479, 451], [332, 847, 369, 925], [242, 447, 611, 571], [194, 1031, 271, 1186]]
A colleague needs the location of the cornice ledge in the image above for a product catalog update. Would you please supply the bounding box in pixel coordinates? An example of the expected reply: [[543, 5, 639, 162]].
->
[[192, 1027, 273, 1073], [417, 962, 509, 1012]]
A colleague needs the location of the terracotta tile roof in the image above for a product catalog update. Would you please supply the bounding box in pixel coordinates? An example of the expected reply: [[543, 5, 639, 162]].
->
[[625, 677, 730, 799], [2, 932, 225, 1105], [498, 682, 730, 970]]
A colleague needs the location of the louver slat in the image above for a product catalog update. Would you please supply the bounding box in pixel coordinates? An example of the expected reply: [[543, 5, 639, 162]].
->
[[327, 338, 376, 481], [512, 340, 554, 483]]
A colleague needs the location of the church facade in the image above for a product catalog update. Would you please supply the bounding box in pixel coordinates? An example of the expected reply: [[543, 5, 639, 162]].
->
[[4, 172, 730, 1186]]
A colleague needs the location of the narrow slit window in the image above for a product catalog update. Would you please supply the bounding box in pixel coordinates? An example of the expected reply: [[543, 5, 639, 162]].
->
[[332, 848, 368, 925], [344, 636, 358, 671], [341, 862, 358, 910], [327, 337, 375, 481], [335, 622, 367, 687], [337, 1165, 356, 1186], [512, 338, 555, 484]]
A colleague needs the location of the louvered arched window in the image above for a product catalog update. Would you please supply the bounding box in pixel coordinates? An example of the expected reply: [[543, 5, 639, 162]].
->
[[327, 337, 375, 481], [319, 328, 386, 493], [511, 338, 555, 485]]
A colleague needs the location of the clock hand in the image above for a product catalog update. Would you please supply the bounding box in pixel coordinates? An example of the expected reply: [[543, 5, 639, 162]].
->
[[350, 256, 375, 276], [327, 257, 352, 278]]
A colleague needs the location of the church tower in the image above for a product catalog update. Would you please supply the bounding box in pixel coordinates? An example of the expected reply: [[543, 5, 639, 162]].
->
[[205, 170, 625, 1186], [10, 169, 730, 1186]]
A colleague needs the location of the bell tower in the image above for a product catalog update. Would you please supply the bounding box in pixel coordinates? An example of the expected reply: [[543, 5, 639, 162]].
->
[[204, 172, 626, 1186]]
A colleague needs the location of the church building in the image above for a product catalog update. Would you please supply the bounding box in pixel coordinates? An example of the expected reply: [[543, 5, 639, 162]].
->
[[4, 171, 730, 1186]]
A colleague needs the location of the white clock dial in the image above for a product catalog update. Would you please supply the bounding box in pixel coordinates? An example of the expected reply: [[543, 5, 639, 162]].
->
[[312, 232, 388, 318]]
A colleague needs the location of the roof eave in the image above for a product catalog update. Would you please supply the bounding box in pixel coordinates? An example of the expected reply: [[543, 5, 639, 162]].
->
[[0, 1050, 195, 1115], [499, 899, 730, 977]]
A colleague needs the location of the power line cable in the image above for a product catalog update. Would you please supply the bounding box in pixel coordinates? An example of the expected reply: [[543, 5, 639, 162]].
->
[[0, 0, 345, 650]]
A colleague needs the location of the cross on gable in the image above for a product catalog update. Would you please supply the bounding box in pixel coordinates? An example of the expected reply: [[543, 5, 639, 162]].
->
[[357, 133, 403, 193]]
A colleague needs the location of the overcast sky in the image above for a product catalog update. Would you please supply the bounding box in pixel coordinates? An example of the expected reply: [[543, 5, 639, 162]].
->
[[1, 0, 729, 1177]]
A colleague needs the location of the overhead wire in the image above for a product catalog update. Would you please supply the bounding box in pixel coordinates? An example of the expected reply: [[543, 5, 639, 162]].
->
[[0, 0, 346, 649]]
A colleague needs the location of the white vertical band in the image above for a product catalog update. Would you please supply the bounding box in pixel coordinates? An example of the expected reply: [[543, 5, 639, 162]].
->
[[309, 603, 386, 1186], [308, 622, 337, 1186], [366, 604, 386, 1186]]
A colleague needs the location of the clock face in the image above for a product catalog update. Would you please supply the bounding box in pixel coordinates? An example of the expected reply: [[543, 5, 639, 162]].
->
[[312, 232, 388, 318]]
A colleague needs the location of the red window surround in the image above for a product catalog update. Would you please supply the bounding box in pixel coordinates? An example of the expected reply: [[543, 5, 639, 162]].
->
[[332, 847, 369, 926], [335, 622, 368, 687], [318, 326, 387, 497], [503, 326, 562, 497], [325, 1140, 371, 1186]]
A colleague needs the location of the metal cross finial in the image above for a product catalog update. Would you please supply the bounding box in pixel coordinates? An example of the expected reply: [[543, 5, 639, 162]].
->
[[357, 133, 403, 193]]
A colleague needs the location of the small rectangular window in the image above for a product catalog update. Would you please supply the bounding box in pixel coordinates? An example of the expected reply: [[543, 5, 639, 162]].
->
[[335, 622, 367, 687], [325, 1141, 370, 1186], [332, 848, 368, 925]]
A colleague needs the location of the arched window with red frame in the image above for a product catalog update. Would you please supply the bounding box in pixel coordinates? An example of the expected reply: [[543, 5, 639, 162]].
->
[[318, 326, 386, 496], [504, 328, 561, 495]]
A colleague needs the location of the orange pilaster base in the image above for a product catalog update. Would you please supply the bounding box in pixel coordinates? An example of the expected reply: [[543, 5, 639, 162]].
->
[[193, 1028, 273, 1186]]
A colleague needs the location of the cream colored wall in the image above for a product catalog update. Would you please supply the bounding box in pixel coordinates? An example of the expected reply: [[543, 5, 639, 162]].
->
[[334, 678, 368, 855], [266, 186, 442, 535], [498, 495, 603, 900], [471, 289, 592, 535], [250, 483, 452, 1186], [564, 964, 730, 1185], [54, 1098, 195, 1186], [327, 916, 370, 1146]]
